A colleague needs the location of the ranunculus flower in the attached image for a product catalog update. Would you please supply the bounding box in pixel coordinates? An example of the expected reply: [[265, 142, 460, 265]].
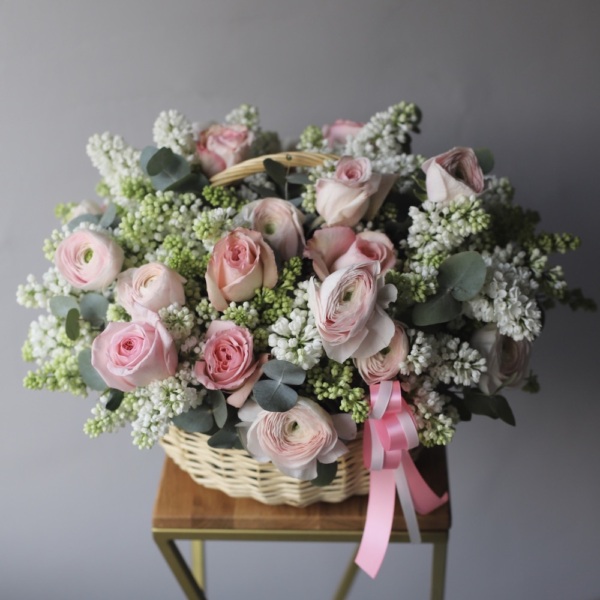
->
[[196, 123, 254, 177], [322, 119, 364, 150], [315, 156, 396, 227], [206, 228, 278, 311], [354, 322, 410, 385], [304, 226, 396, 280], [421, 146, 485, 204], [55, 230, 124, 291], [242, 197, 305, 261], [307, 261, 397, 363], [194, 321, 265, 408], [116, 263, 186, 319], [91, 317, 178, 392], [471, 324, 531, 395], [237, 398, 357, 480]]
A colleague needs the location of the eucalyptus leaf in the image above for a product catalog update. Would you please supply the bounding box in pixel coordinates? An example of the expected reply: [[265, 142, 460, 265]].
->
[[263, 158, 288, 190], [172, 405, 215, 433], [65, 308, 80, 340], [67, 214, 100, 230], [105, 389, 124, 412], [262, 360, 306, 385], [253, 380, 298, 412], [474, 148, 495, 174], [140, 146, 192, 191], [462, 390, 516, 426], [140, 146, 158, 174], [207, 390, 228, 429], [207, 425, 243, 449], [286, 173, 311, 185], [438, 251, 487, 301], [79, 293, 109, 327], [77, 348, 107, 391], [311, 461, 338, 487], [412, 291, 461, 326], [49, 296, 79, 318], [98, 203, 118, 229]]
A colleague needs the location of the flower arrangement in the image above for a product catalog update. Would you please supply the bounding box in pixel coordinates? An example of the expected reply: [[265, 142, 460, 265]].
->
[[17, 102, 595, 487]]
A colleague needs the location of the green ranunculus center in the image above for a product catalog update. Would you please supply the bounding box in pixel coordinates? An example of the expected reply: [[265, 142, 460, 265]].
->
[[83, 249, 94, 263], [264, 222, 276, 235]]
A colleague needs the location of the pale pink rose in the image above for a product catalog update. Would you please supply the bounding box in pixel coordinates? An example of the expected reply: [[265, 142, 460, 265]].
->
[[194, 321, 266, 408], [196, 123, 254, 177], [91, 317, 178, 392], [322, 119, 364, 149], [116, 263, 186, 319], [354, 322, 410, 385], [471, 324, 532, 395], [243, 197, 305, 261], [305, 226, 396, 280], [315, 156, 396, 227], [206, 228, 278, 311], [55, 230, 124, 291], [307, 261, 397, 363], [237, 398, 357, 480], [421, 147, 484, 204]]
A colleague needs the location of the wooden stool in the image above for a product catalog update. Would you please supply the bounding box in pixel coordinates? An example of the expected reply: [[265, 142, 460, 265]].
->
[[152, 447, 451, 600]]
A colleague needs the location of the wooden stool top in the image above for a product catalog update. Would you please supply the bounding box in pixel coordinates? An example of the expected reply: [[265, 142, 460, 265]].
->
[[153, 446, 450, 534]]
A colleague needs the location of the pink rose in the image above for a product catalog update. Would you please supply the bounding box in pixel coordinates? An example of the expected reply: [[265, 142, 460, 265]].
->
[[196, 123, 254, 177], [307, 261, 397, 363], [354, 322, 410, 385], [237, 398, 357, 480], [471, 324, 531, 395], [305, 226, 396, 280], [315, 156, 396, 227], [206, 228, 278, 311], [55, 230, 124, 291], [91, 317, 178, 392], [322, 119, 364, 150], [116, 263, 186, 319], [243, 197, 305, 261], [421, 147, 484, 204], [194, 321, 265, 408]]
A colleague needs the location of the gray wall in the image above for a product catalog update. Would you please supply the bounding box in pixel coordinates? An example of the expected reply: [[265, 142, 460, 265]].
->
[[2, 1, 600, 599]]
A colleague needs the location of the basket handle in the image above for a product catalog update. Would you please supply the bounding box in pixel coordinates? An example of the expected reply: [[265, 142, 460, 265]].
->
[[208, 151, 337, 187]]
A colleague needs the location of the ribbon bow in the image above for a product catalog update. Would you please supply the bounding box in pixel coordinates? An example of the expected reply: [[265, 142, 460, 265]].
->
[[355, 380, 448, 578]]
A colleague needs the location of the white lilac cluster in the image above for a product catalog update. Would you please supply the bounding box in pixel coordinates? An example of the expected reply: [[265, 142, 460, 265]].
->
[[158, 304, 195, 341], [428, 334, 486, 387], [16, 267, 72, 309], [225, 103, 261, 133], [152, 110, 196, 161], [410, 383, 458, 447], [466, 245, 542, 341]]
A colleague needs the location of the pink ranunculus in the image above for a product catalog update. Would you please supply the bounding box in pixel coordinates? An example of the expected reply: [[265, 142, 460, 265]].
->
[[196, 123, 254, 177], [354, 322, 410, 385], [116, 263, 186, 319], [471, 324, 531, 395], [305, 226, 396, 280], [315, 156, 395, 227], [237, 398, 357, 480], [194, 321, 265, 408], [322, 119, 364, 150], [205, 228, 278, 311], [307, 261, 397, 363], [91, 317, 178, 392], [54, 230, 124, 291], [421, 147, 485, 204], [243, 197, 306, 261]]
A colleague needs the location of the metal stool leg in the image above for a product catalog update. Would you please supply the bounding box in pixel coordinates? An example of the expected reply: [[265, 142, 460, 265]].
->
[[191, 540, 206, 589], [333, 545, 360, 600], [430, 534, 448, 600]]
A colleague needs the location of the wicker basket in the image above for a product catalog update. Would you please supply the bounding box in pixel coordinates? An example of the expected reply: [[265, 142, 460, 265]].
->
[[160, 151, 372, 507]]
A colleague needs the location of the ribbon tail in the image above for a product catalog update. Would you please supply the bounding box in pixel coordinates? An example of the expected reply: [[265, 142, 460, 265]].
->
[[355, 469, 396, 578], [394, 459, 421, 543], [401, 451, 448, 515]]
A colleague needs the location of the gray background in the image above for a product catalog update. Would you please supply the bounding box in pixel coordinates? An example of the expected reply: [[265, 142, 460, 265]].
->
[[2, 1, 599, 599]]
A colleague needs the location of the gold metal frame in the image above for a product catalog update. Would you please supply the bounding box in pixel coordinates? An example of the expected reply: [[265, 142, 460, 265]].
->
[[152, 527, 448, 600]]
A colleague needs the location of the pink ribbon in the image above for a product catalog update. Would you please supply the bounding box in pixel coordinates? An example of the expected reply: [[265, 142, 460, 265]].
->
[[355, 381, 449, 578]]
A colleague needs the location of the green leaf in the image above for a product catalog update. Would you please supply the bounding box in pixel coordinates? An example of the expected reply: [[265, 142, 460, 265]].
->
[[49, 295, 79, 318], [105, 389, 124, 412], [438, 251, 487, 301], [65, 308, 80, 340], [286, 173, 311, 185], [253, 380, 298, 412], [140, 145, 158, 173], [412, 291, 462, 326], [77, 348, 107, 391], [207, 390, 228, 429], [207, 424, 243, 449], [462, 390, 516, 426], [263, 158, 288, 190], [262, 360, 306, 385], [311, 461, 338, 487], [172, 405, 214, 433], [140, 146, 192, 192], [474, 148, 495, 174], [67, 213, 100, 230], [99, 203, 118, 229], [79, 293, 109, 327]]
